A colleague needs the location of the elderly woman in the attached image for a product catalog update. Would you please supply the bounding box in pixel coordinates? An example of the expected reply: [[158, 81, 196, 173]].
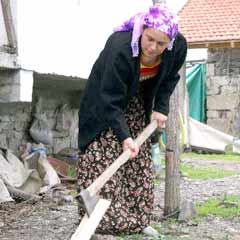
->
[[77, 4, 187, 237]]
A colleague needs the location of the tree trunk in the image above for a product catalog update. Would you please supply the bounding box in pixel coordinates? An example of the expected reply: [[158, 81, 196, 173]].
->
[[164, 85, 181, 216]]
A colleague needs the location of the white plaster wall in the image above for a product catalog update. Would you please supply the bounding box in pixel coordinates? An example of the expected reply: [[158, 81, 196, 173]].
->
[[20, 69, 33, 102]]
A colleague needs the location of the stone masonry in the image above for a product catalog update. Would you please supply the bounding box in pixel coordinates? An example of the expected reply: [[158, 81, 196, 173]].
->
[[206, 48, 240, 136], [0, 78, 83, 155], [0, 70, 20, 102], [0, 102, 32, 153]]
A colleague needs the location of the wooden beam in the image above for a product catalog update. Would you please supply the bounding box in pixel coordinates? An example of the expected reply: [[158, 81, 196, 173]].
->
[[188, 41, 240, 49], [71, 199, 111, 240], [230, 41, 235, 48], [1, 0, 17, 51]]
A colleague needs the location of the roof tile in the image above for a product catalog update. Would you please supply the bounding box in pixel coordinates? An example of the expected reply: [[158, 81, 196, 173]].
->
[[178, 0, 240, 44]]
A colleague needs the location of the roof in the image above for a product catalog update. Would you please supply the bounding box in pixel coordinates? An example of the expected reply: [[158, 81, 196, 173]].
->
[[179, 0, 240, 48]]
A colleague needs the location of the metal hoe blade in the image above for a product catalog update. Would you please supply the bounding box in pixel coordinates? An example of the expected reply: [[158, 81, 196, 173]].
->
[[76, 189, 99, 216]]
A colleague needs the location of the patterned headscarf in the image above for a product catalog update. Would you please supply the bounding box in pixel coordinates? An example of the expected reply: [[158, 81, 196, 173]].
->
[[114, 4, 179, 57]]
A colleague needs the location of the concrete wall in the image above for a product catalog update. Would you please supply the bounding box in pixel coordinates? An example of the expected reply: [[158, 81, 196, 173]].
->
[[206, 48, 240, 136]]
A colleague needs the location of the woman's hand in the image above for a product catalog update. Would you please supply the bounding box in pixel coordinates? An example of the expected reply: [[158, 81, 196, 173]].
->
[[151, 111, 167, 129], [122, 137, 139, 159]]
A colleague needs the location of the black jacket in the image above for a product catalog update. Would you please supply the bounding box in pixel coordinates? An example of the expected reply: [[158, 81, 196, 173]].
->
[[78, 31, 187, 151]]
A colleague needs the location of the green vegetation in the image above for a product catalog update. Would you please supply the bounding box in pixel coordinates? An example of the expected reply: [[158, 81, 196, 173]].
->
[[180, 164, 237, 179], [153, 153, 238, 181], [154, 173, 165, 185], [196, 195, 240, 218], [181, 152, 240, 161], [67, 166, 77, 178], [151, 223, 162, 232], [70, 190, 77, 198], [154, 178, 161, 185]]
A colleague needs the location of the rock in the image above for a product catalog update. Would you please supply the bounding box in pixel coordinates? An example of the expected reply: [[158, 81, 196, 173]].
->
[[142, 226, 159, 237], [178, 200, 197, 222], [0, 221, 4, 227], [62, 195, 74, 203]]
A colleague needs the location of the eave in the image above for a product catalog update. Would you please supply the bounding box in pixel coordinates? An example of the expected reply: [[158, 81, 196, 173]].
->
[[187, 40, 240, 49]]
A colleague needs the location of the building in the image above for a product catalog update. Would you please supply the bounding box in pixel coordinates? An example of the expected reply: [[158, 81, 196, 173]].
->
[[179, 0, 240, 136]]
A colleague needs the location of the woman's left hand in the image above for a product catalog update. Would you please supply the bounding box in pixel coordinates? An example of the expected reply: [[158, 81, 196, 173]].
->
[[151, 111, 167, 129]]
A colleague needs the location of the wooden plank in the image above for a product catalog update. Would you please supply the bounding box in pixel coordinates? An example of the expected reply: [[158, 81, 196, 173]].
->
[[71, 199, 111, 240], [1, 0, 17, 50]]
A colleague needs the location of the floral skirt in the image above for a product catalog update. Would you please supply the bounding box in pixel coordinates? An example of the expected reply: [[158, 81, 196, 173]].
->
[[76, 93, 154, 235]]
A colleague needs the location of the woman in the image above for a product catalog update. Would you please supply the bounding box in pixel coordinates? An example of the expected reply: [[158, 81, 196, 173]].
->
[[77, 4, 187, 236]]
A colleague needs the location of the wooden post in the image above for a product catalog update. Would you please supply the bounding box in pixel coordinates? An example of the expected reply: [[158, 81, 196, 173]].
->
[[164, 86, 181, 216], [179, 63, 190, 149], [1, 0, 18, 51], [151, 0, 182, 218]]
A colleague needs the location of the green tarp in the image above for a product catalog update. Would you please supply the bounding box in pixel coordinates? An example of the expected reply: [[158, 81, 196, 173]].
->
[[160, 63, 206, 146], [186, 63, 206, 122]]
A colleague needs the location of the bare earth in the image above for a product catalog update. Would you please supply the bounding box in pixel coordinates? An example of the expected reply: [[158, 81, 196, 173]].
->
[[1, 157, 240, 240]]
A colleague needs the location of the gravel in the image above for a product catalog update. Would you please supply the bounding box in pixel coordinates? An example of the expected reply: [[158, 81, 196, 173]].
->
[[1, 158, 240, 240]]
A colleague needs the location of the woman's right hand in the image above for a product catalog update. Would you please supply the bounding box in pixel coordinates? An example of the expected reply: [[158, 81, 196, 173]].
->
[[122, 137, 139, 159]]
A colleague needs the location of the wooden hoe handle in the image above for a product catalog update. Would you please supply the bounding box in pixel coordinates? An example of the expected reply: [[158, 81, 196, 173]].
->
[[87, 120, 158, 197]]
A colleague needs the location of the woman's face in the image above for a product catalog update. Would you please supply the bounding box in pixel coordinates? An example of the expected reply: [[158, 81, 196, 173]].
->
[[141, 27, 170, 59]]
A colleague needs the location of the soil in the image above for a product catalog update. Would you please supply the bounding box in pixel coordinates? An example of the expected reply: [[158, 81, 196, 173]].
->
[[1, 157, 240, 240]]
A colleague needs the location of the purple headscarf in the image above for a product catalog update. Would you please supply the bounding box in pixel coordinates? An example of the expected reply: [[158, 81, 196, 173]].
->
[[114, 4, 179, 57]]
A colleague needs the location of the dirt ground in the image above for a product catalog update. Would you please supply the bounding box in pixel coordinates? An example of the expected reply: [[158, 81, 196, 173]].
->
[[1, 157, 240, 240]]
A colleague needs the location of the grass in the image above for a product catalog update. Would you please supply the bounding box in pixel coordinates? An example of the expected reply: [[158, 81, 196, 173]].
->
[[180, 164, 237, 179], [196, 195, 240, 218], [153, 158, 237, 181], [154, 178, 161, 185], [67, 166, 77, 178], [181, 152, 240, 161], [151, 223, 162, 232]]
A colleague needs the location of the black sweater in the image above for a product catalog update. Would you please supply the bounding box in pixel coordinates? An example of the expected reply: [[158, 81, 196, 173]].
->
[[78, 31, 187, 152]]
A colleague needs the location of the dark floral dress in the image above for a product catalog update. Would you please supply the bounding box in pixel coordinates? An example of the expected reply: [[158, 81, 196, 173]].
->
[[76, 89, 154, 235]]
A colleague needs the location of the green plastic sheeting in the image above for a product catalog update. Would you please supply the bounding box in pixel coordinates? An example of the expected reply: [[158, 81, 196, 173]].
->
[[159, 63, 206, 147], [186, 64, 206, 122]]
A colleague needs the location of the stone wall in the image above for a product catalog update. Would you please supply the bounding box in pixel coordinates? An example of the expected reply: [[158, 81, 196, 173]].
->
[[0, 76, 83, 155], [0, 102, 32, 153], [31, 86, 81, 154], [0, 70, 20, 102], [206, 49, 240, 136]]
